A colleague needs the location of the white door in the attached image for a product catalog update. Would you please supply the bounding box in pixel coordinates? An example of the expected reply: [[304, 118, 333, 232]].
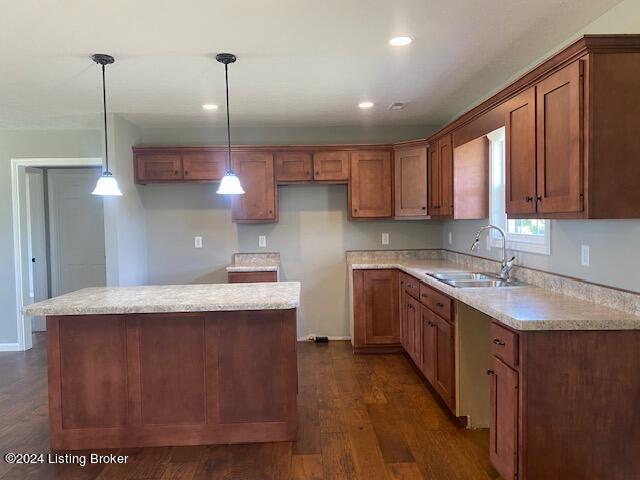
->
[[48, 168, 106, 296], [25, 168, 48, 331]]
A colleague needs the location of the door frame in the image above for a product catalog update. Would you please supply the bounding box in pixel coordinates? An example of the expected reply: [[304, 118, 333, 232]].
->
[[9, 157, 102, 351]]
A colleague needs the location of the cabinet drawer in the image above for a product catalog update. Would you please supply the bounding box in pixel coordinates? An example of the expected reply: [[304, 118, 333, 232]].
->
[[490, 322, 519, 368], [403, 274, 420, 300], [419, 283, 453, 322]]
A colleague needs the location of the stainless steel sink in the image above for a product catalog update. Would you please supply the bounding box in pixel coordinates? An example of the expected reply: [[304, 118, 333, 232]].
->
[[443, 279, 526, 288], [428, 272, 499, 281]]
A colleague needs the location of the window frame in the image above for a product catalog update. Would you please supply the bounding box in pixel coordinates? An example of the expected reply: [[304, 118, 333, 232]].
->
[[487, 127, 551, 256]]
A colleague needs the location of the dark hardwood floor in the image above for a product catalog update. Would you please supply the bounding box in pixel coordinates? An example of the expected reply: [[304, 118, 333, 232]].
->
[[0, 333, 497, 479]]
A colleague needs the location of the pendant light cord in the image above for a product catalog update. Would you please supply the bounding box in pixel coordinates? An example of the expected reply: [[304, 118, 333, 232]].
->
[[224, 63, 232, 173], [101, 63, 110, 173]]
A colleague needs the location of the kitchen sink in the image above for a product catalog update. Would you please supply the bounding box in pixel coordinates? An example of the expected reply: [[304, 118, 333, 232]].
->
[[442, 279, 526, 288], [428, 271, 499, 281]]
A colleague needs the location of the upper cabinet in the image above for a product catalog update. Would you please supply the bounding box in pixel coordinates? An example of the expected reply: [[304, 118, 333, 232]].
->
[[134, 149, 226, 184], [349, 150, 393, 218], [312, 151, 350, 182], [453, 136, 489, 219], [428, 134, 453, 217], [231, 152, 277, 223], [394, 144, 428, 218], [274, 152, 313, 183]]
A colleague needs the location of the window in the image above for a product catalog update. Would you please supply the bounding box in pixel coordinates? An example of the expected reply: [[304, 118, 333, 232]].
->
[[488, 127, 550, 255]]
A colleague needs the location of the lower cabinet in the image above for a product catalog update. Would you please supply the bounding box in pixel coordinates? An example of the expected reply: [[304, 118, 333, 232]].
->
[[489, 355, 519, 480], [227, 271, 277, 283], [421, 305, 455, 411], [352, 269, 400, 352]]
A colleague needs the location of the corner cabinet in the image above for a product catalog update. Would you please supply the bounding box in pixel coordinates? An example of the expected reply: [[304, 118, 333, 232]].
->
[[352, 269, 400, 353], [349, 150, 393, 218], [231, 152, 277, 223], [394, 144, 428, 218]]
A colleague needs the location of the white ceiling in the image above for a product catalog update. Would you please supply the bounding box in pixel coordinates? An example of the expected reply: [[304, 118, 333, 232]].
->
[[0, 0, 622, 130]]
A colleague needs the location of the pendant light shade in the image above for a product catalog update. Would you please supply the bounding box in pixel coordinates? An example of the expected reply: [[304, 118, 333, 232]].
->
[[91, 53, 122, 197], [215, 53, 244, 195], [92, 171, 123, 196], [216, 172, 245, 194]]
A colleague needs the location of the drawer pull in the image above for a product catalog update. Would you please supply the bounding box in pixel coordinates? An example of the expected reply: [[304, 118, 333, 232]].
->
[[486, 369, 495, 376], [493, 339, 506, 346], [436, 302, 444, 308], [427, 321, 434, 327]]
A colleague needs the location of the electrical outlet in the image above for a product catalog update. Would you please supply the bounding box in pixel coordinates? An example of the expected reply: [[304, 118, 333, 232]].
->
[[448, 232, 452, 245], [581, 245, 590, 266], [258, 235, 267, 248], [194, 236, 202, 249], [381, 233, 389, 245]]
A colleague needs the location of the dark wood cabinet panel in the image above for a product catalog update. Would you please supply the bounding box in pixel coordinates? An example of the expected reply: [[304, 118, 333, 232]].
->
[[453, 136, 489, 219], [433, 314, 455, 410], [313, 151, 350, 181], [439, 135, 454, 217], [135, 153, 183, 182], [232, 152, 277, 223], [182, 151, 227, 181], [353, 269, 401, 353], [489, 356, 519, 480], [399, 275, 407, 348], [228, 271, 277, 283], [536, 61, 583, 214], [421, 305, 436, 386], [275, 152, 313, 183], [427, 144, 441, 215], [57, 316, 128, 429], [394, 146, 428, 218], [138, 315, 206, 425], [505, 87, 537, 215], [349, 150, 393, 218], [405, 294, 421, 364]]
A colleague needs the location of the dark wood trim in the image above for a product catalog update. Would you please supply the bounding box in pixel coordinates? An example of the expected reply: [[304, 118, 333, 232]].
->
[[426, 35, 640, 144], [134, 143, 398, 153]]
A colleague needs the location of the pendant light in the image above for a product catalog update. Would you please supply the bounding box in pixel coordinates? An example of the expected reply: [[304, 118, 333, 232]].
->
[[215, 53, 245, 195], [91, 54, 123, 196]]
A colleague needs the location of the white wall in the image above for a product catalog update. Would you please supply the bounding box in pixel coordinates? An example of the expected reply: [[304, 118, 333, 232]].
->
[[441, 0, 640, 293]]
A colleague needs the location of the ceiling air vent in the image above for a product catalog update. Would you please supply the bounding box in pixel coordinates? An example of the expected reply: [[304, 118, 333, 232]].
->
[[388, 102, 408, 110]]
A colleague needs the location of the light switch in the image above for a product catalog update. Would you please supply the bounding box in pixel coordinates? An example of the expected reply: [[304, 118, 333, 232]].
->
[[259, 235, 267, 248], [581, 245, 590, 266], [382, 233, 389, 245], [194, 236, 202, 249]]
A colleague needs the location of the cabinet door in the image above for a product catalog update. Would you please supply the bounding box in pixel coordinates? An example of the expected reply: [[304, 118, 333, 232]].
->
[[275, 152, 313, 183], [489, 356, 519, 480], [505, 87, 537, 214], [350, 150, 393, 218], [438, 135, 454, 217], [399, 277, 407, 348], [183, 152, 227, 181], [433, 314, 455, 410], [421, 306, 436, 385], [231, 152, 277, 222], [363, 270, 399, 345], [405, 295, 418, 359], [394, 147, 428, 217], [536, 61, 583, 214], [427, 144, 441, 215], [313, 151, 350, 181], [135, 153, 182, 182]]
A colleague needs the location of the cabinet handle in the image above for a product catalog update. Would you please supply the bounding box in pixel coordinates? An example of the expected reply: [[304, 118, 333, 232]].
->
[[184, 170, 189, 175], [427, 321, 434, 327], [525, 196, 533, 202], [305, 171, 310, 175], [174, 170, 179, 175], [486, 369, 495, 376], [436, 302, 444, 308], [421, 293, 428, 298], [421, 206, 426, 210], [536, 196, 542, 202], [315, 171, 320, 175], [268, 210, 273, 214], [407, 304, 413, 310], [493, 339, 506, 346]]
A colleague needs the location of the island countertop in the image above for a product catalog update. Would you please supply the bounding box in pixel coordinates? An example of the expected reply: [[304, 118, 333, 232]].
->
[[23, 282, 300, 316]]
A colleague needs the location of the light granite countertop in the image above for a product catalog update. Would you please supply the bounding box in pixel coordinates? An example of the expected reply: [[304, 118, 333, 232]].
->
[[350, 259, 640, 331], [22, 282, 300, 316], [226, 252, 280, 273]]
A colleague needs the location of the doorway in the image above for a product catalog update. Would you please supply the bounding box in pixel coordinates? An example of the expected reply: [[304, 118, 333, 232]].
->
[[10, 157, 104, 351]]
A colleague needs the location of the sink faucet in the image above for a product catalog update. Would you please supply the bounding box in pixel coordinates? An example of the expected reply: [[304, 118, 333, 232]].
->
[[470, 225, 516, 281]]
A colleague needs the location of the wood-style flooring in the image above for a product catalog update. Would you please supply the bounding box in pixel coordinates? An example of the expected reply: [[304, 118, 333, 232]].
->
[[0, 334, 498, 479]]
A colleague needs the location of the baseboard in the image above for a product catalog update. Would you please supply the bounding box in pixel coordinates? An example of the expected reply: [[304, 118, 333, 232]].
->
[[0, 342, 22, 352]]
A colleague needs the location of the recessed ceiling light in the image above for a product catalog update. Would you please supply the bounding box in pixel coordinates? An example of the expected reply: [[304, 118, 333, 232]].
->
[[388, 102, 408, 110], [202, 104, 218, 111], [389, 36, 413, 47], [358, 101, 374, 109]]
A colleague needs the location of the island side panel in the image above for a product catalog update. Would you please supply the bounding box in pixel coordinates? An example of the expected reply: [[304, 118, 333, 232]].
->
[[47, 309, 298, 450]]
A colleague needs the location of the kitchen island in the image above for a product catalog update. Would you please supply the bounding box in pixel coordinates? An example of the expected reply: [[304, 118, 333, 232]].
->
[[23, 283, 300, 451]]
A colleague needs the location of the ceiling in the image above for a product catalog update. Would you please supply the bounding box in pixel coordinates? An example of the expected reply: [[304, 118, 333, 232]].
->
[[0, 0, 622, 130]]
